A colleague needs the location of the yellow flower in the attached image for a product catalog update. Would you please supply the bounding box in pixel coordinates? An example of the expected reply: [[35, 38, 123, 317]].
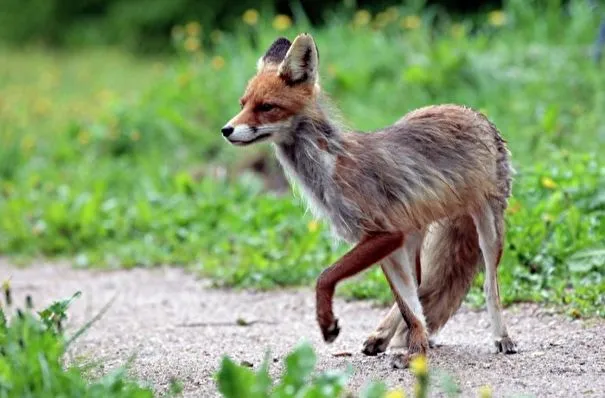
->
[[542, 213, 554, 223], [401, 15, 421, 30], [353, 9, 371, 27], [451, 23, 466, 39], [243, 9, 259, 26], [273, 14, 292, 31], [541, 176, 557, 189], [478, 385, 493, 398], [488, 10, 507, 27], [78, 130, 91, 145], [211, 56, 226, 70], [131, 130, 141, 141], [409, 354, 428, 376], [21, 135, 35, 152], [568, 307, 581, 318], [184, 36, 200, 52], [185, 21, 201, 37], [375, 12, 390, 28], [386, 7, 399, 22], [385, 389, 406, 398], [307, 220, 319, 233]]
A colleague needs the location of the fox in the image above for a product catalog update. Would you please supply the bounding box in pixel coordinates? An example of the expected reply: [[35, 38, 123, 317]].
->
[[221, 33, 518, 368]]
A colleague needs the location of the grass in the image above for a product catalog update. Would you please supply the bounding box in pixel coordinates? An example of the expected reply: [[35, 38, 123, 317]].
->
[[0, 0, 604, 321], [0, 283, 174, 397]]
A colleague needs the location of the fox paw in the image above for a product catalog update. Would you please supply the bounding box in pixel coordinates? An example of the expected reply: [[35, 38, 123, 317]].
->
[[321, 318, 340, 343], [391, 352, 410, 369], [495, 336, 518, 354], [361, 335, 389, 356], [428, 338, 439, 349]]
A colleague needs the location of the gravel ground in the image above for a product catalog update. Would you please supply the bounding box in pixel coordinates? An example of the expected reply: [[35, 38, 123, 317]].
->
[[3, 260, 604, 398]]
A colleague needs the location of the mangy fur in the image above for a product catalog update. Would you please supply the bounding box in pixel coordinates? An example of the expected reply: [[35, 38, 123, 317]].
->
[[275, 99, 513, 334], [233, 35, 514, 336]]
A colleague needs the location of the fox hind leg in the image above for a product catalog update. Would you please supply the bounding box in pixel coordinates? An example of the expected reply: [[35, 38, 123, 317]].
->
[[380, 233, 429, 368], [362, 235, 426, 357], [472, 200, 517, 354], [361, 302, 400, 356]]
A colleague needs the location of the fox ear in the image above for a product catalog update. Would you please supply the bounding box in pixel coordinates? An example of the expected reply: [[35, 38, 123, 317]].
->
[[278, 33, 319, 85], [257, 37, 292, 72]]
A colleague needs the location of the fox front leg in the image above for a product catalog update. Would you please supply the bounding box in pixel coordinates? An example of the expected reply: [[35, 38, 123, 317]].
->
[[315, 231, 404, 343]]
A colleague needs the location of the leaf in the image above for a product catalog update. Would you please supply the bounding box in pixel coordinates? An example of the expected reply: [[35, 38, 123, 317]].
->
[[38, 291, 82, 330], [359, 381, 388, 398], [217, 357, 258, 398], [298, 369, 350, 398], [216, 354, 271, 398], [272, 342, 317, 396], [567, 248, 605, 273], [540, 104, 559, 135], [435, 370, 461, 397]]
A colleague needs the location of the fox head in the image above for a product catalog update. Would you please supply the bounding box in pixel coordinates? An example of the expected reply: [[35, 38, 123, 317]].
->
[[221, 33, 321, 146]]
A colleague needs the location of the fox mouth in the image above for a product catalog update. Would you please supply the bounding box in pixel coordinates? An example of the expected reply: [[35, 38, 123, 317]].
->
[[228, 133, 272, 146]]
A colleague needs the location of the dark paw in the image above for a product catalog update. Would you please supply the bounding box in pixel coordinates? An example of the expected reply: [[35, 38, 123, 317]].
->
[[321, 318, 340, 343], [361, 335, 388, 356], [495, 336, 518, 354]]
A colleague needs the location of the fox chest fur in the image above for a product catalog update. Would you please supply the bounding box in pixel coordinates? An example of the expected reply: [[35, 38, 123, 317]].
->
[[274, 120, 363, 242]]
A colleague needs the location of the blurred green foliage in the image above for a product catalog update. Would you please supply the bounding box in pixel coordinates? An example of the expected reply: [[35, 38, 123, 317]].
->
[[0, 0, 603, 319], [0, 0, 506, 52]]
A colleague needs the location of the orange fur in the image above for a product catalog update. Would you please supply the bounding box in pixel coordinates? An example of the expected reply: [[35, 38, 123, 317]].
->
[[230, 72, 314, 127]]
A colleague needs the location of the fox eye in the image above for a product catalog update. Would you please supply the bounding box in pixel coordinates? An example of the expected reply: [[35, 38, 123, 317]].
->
[[256, 103, 276, 112]]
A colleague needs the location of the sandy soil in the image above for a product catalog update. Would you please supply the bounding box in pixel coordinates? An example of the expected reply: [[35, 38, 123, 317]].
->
[[2, 259, 604, 398]]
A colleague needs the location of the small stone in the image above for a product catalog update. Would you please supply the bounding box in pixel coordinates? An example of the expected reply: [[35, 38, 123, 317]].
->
[[331, 351, 353, 357]]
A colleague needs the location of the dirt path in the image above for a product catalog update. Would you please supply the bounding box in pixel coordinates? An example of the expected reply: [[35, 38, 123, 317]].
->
[[3, 260, 604, 398]]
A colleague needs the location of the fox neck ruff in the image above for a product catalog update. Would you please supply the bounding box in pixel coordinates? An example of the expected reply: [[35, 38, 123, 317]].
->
[[273, 114, 364, 242]]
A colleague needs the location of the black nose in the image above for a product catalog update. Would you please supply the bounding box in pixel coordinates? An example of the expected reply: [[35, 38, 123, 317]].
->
[[221, 126, 234, 137]]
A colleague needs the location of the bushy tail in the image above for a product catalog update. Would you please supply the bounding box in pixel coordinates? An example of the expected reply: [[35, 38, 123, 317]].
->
[[418, 215, 481, 334]]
